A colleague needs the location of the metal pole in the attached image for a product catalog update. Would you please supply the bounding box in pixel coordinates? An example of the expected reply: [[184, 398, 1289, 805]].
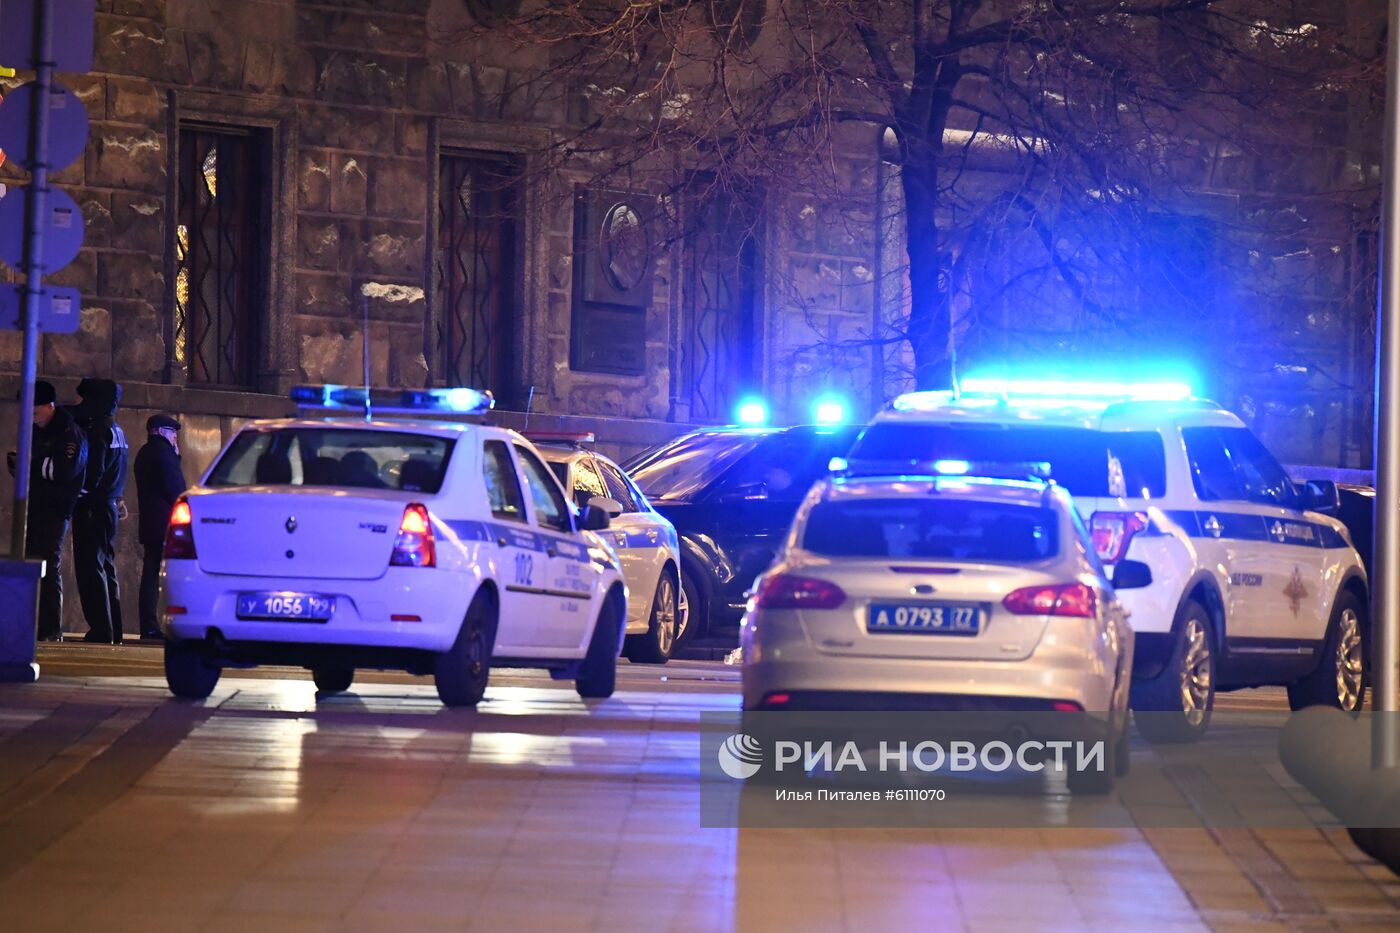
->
[[1373, 0, 1400, 768], [8, 0, 55, 567]]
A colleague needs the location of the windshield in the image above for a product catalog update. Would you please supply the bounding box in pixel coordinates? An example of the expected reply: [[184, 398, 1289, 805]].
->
[[207, 428, 454, 493], [803, 498, 1059, 562], [851, 424, 1166, 498], [628, 432, 763, 502]]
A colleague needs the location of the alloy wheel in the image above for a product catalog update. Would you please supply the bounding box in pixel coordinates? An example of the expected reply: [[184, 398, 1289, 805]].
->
[[655, 576, 677, 656], [1179, 617, 1212, 725], [1335, 608, 1364, 711]]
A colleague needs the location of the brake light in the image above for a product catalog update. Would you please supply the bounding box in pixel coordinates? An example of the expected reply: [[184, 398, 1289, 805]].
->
[[390, 503, 436, 567], [1090, 511, 1149, 564], [1003, 583, 1097, 618], [753, 574, 846, 610], [163, 497, 196, 560]]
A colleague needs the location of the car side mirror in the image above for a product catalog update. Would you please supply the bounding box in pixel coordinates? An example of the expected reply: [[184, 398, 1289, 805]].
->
[[1301, 479, 1340, 515], [1110, 559, 1153, 591], [578, 502, 612, 531], [587, 495, 623, 517]]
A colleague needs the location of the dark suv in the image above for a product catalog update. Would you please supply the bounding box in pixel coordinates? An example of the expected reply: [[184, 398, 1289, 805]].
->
[[624, 425, 861, 648]]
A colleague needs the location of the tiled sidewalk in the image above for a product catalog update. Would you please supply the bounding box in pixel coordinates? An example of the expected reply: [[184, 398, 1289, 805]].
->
[[0, 674, 1396, 931]]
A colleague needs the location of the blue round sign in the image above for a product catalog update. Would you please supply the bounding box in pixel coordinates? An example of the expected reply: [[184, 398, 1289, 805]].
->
[[0, 186, 86, 270], [0, 83, 90, 173]]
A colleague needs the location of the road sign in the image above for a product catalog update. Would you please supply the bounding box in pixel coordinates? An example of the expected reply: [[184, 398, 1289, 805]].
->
[[0, 281, 79, 333], [0, 184, 84, 269], [0, 83, 89, 172], [0, 0, 96, 72]]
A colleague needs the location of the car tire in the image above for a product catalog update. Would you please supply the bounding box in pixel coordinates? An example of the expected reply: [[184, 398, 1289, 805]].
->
[[577, 590, 623, 699], [1131, 600, 1215, 744], [313, 667, 354, 694], [164, 638, 220, 700], [626, 571, 677, 665], [673, 568, 704, 652], [1066, 751, 1116, 796], [434, 590, 497, 708], [1113, 713, 1132, 778], [1288, 590, 1367, 714]]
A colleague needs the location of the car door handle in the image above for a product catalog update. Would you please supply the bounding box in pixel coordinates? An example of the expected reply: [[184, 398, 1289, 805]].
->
[[546, 545, 559, 557], [1203, 515, 1223, 538], [496, 536, 509, 547]]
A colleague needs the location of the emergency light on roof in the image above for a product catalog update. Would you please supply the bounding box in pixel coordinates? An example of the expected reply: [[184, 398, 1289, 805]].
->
[[891, 376, 1194, 412], [833, 457, 1052, 482], [812, 395, 849, 426], [524, 431, 596, 446], [291, 384, 494, 416], [736, 398, 769, 427], [958, 377, 1194, 401]]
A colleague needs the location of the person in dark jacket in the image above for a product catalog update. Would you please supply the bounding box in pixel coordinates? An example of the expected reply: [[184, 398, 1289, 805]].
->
[[6, 381, 87, 641], [69, 378, 129, 643], [134, 414, 184, 640]]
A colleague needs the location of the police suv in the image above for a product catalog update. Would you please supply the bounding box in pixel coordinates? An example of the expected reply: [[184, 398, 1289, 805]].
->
[[847, 379, 1368, 741], [158, 386, 627, 707], [529, 433, 688, 664]]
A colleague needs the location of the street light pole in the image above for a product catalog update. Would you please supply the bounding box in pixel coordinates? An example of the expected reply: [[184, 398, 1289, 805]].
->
[[8, 0, 56, 565], [1373, 0, 1400, 768]]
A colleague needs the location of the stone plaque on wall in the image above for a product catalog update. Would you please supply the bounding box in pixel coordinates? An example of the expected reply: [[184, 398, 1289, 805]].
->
[[571, 188, 653, 375]]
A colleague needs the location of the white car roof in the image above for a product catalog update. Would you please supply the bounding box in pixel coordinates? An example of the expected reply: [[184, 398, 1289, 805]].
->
[[871, 396, 1245, 432], [234, 417, 504, 440]]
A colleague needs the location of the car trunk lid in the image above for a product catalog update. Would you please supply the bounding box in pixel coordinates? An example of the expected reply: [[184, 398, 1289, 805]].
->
[[787, 558, 1059, 662], [188, 488, 412, 579]]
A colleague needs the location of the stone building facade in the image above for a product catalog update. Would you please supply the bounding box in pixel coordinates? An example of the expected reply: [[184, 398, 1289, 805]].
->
[[0, 0, 1383, 632]]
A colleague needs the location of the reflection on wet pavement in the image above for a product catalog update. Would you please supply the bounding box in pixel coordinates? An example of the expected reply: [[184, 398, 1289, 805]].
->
[[0, 670, 1396, 931]]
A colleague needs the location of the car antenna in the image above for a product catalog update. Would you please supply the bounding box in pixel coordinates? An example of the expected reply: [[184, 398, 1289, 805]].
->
[[524, 384, 535, 430]]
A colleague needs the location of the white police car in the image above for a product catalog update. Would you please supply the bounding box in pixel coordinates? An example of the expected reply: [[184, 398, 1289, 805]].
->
[[528, 433, 688, 663], [847, 377, 1369, 741], [158, 386, 627, 706]]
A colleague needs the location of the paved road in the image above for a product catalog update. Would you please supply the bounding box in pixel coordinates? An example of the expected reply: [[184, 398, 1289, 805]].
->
[[0, 645, 1396, 931]]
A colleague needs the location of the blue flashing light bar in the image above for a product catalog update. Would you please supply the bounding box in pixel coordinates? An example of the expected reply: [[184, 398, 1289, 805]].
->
[[736, 398, 769, 427], [958, 376, 1193, 401], [291, 384, 494, 416], [892, 375, 1195, 413], [833, 457, 1052, 482], [813, 395, 849, 426]]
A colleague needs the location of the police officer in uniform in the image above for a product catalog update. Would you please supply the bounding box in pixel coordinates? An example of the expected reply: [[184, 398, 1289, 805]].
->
[[134, 414, 184, 640], [6, 381, 87, 642], [69, 378, 129, 643]]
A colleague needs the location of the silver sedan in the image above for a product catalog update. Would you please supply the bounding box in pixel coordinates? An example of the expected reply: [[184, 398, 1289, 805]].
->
[[740, 472, 1142, 773]]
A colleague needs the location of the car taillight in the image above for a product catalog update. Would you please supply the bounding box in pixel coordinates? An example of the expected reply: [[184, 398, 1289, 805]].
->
[[163, 497, 196, 560], [390, 503, 436, 567], [753, 574, 846, 610], [1003, 583, 1097, 618], [1089, 511, 1149, 564]]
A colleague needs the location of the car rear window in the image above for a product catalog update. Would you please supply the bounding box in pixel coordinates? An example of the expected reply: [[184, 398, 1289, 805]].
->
[[802, 499, 1059, 562], [207, 428, 454, 493], [851, 424, 1166, 498]]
